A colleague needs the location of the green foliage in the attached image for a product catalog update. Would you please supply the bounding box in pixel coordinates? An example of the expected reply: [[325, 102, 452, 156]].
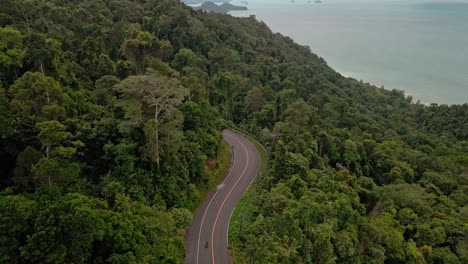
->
[[9, 71, 64, 123], [32, 158, 80, 187], [13, 146, 43, 191], [431, 247, 461, 264], [0, 194, 36, 263], [20, 193, 105, 263], [0, 84, 16, 139], [114, 73, 189, 163], [0, 0, 466, 262], [0, 26, 26, 84], [24, 32, 62, 77], [245, 86, 265, 113]]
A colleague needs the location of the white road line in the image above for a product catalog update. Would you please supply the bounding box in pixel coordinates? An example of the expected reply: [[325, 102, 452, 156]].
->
[[196, 132, 237, 264], [222, 131, 261, 263], [196, 186, 220, 264], [211, 132, 250, 264]]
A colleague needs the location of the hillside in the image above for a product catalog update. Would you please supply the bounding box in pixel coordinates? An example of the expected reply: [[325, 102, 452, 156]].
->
[[0, 0, 467, 263]]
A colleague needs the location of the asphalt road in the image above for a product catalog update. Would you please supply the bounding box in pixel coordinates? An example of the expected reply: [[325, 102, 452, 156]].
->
[[185, 129, 261, 264]]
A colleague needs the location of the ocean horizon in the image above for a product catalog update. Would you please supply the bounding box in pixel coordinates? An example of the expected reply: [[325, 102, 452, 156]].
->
[[226, 0, 468, 105]]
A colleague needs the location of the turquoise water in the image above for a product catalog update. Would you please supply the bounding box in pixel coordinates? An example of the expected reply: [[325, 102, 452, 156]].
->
[[229, 0, 468, 104]]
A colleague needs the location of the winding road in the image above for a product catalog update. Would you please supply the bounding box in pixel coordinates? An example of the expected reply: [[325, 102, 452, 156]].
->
[[185, 129, 261, 264]]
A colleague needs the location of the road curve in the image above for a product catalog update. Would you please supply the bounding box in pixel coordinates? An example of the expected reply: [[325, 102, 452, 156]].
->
[[185, 129, 261, 264]]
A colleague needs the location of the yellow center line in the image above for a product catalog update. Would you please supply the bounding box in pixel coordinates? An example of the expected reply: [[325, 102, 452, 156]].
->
[[211, 132, 250, 264]]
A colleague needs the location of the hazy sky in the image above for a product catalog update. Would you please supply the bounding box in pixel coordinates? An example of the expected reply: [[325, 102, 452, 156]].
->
[[246, 0, 468, 3]]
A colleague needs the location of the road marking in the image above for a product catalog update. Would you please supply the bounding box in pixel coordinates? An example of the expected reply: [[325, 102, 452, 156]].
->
[[196, 132, 237, 264], [211, 132, 250, 264], [196, 184, 221, 264]]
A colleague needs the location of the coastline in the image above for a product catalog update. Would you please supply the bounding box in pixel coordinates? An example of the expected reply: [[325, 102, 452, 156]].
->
[[227, 0, 468, 105]]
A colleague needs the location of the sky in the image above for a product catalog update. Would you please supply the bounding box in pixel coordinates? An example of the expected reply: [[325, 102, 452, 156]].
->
[[246, 0, 468, 3]]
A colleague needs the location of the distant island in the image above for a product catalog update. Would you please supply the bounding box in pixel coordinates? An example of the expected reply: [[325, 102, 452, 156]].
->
[[192, 1, 248, 13], [220, 2, 248, 11]]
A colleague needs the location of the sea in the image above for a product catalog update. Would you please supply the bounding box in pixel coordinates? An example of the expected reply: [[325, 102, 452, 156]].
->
[[224, 0, 468, 105]]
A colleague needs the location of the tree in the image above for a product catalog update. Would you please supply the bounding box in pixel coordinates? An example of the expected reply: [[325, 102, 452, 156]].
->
[[114, 74, 188, 164], [405, 239, 425, 264], [24, 32, 62, 77], [122, 24, 172, 74], [272, 141, 308, 182], [245, 86, 265, 113], [36, 120, 73, 158], [0, 194, 36, 263], [305, 222, 335, 264], [78, 36, 103, 80], [13, 146, 43, 191], [388, 161, 415, 183], [93, 75, 120, 105], [0, 84, 16, 140], [430, 247, 461, 264], [97, 54, 114, 78], [180, 66, 209, 102], [210, 71, 246, 121], [285, 100, 312, 136], [334, 228, 359, 262], [9, 72, 64, 122], [32, 121, 82, 187], [371, 213, 406, 262], [0, 26, 26, 83], [0, 0, 40, 31], [115, 60, 134, 79], [20, 193, 106, 263], [207, 47, 240, 72], [171, 48, 206, 71], [343, 139, 360, 168], [359, 222, 386, 262]]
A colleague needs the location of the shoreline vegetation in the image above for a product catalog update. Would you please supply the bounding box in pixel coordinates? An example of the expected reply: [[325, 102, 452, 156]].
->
[[0, 0, 466, 263]]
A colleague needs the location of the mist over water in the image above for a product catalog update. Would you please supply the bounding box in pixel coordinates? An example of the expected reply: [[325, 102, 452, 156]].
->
[[229, 0, 468, 104]]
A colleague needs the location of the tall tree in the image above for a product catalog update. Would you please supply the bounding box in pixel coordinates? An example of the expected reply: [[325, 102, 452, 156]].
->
[[245, 86, 265, 113], [8, 72, 64, 122], [285, 99, 312, 136], [122, 24, 172, 75], [114, 74, 188, 164], [24, 32, 61, 77], [0, 83, 16, 140], [32, 121, 82, 187], [0, 26, 26, 83]]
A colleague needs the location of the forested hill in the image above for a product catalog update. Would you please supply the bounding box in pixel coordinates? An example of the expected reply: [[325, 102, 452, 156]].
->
[[0, 0, 466, 263]]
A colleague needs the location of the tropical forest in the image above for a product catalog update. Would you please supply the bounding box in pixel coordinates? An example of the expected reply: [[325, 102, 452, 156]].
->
[[0, 0, 466, 263]]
